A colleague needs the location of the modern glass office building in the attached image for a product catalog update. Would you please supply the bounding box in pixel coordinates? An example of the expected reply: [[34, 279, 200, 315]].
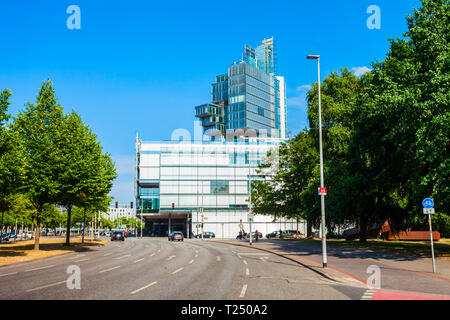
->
[[134, 136, 303, 238], [195, 37, 287, 140]]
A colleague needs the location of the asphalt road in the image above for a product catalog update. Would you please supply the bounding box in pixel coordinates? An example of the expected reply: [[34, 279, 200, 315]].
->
[[0, 237, 367, 300]]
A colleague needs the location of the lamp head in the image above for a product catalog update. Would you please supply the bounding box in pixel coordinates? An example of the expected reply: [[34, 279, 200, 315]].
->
[[307, 55, 320, 60]]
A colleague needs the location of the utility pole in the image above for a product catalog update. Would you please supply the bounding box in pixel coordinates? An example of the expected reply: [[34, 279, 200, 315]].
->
[[307, 54, 328, 268]]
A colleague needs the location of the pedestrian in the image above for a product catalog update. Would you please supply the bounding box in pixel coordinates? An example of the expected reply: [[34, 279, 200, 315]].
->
[[255, 230, 259, 242]]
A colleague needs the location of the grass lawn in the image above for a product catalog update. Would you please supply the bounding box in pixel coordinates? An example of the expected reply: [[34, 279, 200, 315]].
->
[[281, 238, 450, 260], [0, 237, 108, 266]]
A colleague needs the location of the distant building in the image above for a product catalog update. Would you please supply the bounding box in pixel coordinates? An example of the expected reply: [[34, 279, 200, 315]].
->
[[102, 206, 136, 221]]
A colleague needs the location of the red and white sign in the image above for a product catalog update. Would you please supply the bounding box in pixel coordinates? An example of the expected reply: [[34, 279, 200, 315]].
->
[[318, 187, 327, 195], [248, 208, 253, 213]]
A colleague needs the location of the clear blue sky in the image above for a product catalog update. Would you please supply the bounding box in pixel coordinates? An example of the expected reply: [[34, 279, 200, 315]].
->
[[0, 0, 421, 204]]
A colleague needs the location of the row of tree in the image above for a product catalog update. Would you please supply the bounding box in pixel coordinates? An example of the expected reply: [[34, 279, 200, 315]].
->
[[252, 0, 449, 241], [0, 80, 117, 249]]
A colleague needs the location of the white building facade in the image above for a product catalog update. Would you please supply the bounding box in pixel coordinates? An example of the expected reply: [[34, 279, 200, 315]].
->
[[135, 136, 306, 239], [102, 207, 136, 222]]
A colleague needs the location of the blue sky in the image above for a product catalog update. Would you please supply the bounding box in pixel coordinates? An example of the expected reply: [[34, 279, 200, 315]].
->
[[0, 0, 421, 204]]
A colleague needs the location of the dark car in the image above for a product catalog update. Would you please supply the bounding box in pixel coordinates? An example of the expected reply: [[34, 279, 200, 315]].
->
[[168, 231, 184, 241], [111, 231, 125, 241], [203, 232, 215, 239]]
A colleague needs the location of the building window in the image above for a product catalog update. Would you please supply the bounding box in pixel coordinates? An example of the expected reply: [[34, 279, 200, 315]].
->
[[211, 180, 229, 195]]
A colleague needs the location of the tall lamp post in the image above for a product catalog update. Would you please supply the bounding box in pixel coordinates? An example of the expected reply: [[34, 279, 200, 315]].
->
[[307, 54, 328, 268]]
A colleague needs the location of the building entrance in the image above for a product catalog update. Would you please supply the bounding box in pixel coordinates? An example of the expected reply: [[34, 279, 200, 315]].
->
[[143, 213, 191, 238]]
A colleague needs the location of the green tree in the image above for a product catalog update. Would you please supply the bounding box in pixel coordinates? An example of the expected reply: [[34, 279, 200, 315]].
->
[[0, 89, 25, 234], [57, 111, 117, 245], [12, 81, 65, 250]]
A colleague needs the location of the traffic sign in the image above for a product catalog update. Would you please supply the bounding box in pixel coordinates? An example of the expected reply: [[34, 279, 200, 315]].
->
[[423, 208, 435, 215], [422, 198, 434, 209], [318, 187, 327, 196]]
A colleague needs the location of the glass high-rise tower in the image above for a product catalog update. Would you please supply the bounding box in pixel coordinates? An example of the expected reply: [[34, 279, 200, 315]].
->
[[195, 37, 287, 139]]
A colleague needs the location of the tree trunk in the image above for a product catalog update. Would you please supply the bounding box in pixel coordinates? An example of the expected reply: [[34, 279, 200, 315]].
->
[[65, 205, 72, 246], [34, 205, 42, 251], [360, 213, 368, 243], [306, 216, 313, 238]]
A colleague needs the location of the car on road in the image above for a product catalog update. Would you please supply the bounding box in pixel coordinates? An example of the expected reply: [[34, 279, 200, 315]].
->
[[168, 231, 184, 241], [201, 232, 215, 239], [0, 233, 10, 241], [111, 231, 125, 241]]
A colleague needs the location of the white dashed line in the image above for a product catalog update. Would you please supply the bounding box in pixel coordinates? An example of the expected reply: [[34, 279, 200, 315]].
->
[[239, 284, 247, 298], [149, 253, 156, 257], [74, 258, 89, 263], [25, 265, 55, 272], [217, 256, 221, 262], [103, 252, 113, 257], [246, 268, 250, 276], [133, 258, 144, 264], [0, 272, 17, 277], [130, 281, 158, 295], [167, 255, 176, 261], [243, 260, 248, 265], [99, 266, 121, 274], [26, 280, 66, 292], [115, 254, 131, 260], [189, 259, 194, 264], [172, 267, 184, 274]]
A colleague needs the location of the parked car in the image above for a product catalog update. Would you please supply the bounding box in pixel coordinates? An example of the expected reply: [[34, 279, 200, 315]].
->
[[111, 231, 125, 241], [0, 233, 9, 241], [203, 232, 215, 239], [168, 231, 184, 242], [266, 231, 280, 239]]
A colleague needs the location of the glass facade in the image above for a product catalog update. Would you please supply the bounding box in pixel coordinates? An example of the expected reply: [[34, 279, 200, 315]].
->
[[195, 37, 286, 140]]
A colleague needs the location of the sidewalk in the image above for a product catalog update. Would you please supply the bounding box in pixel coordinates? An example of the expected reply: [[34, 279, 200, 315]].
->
[[214, 239, 450, 298]]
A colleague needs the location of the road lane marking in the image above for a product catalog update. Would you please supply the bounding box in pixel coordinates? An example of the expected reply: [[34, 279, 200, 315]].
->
[[25, 265, 55, 272], [130, 281, 158, 295], [115, 254, 131, 260], [172, 267, 184, 274], [243, 260, 248, 265], [167, 255, 176, 261], [103, 252, 113, 257], [68, 254, 86, 260], [217, 256, 221, 262], [239, 284, 247, 298], [246, 268, 250, 276], [74, 258, 89, 263], [0, 272, 17, 277], [26, 280, 66, 292], [189, 259, 194, 264], [149, 253, 156, 257], [133, 258, 144, 264], [99, 266, 121, 274], [195, 254, 198, 258]]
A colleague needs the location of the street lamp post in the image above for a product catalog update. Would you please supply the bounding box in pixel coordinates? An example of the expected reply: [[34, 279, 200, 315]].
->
[[307, 54, 328, 268]]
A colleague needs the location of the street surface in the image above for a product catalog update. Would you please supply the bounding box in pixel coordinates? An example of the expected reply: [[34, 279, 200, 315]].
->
[[0, 237, 368, 300]]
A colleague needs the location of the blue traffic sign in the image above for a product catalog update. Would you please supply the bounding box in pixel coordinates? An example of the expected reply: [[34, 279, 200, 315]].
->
[[422, 198, 434, 209]]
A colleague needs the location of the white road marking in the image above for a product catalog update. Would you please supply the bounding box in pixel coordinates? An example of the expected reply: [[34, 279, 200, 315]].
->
[[239, 284, 248, 298], [167, 255, 176, 261], [243, 260, 248, 265], [246, 268, 250, 276], [99, 266, 121, 274], [115, 254, 131, 260], [133, 258, 145, 264], [130, 281, 158, 295], [25, 265, 55, 272], [103, 252, 113, 257], [217, 256, 221, 262], [172, 267, 184, 274], [0, 272, 17, 277], [189, 259, 194, 264], [195, 254, 198, 258], [26, 280, 66, 292], [68, 254, 86, 260], [149, 253, 156, 257], [74, 258, 89, 263]]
